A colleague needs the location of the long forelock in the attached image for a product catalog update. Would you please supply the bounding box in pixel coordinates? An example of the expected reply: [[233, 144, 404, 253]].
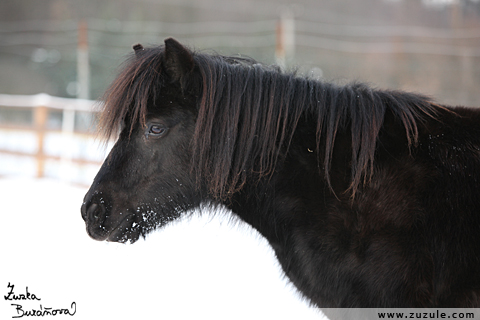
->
[[99, 47, 165, 141]]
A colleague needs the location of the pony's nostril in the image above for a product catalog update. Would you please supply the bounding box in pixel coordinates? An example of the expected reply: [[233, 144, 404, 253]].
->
[[85, 202, 106, 224]]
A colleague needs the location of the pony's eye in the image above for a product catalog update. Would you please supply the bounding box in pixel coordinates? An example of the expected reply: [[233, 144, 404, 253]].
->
[[148, 124, 167, 137]]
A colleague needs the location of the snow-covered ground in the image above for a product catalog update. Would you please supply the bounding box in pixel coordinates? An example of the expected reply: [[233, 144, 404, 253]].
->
[[0, 177, 325, 319]]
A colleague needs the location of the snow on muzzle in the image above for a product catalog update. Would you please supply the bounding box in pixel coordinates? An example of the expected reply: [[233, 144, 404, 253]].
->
[[81, 193, 140, 243]]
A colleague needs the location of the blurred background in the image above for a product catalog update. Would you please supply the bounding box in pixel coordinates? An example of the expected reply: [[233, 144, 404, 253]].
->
[[1, 1, 479, 318], [0, 0, 479, 184]]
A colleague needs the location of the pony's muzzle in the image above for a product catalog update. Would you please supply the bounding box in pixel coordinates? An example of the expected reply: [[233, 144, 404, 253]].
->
[[81, 200, 110, 241]]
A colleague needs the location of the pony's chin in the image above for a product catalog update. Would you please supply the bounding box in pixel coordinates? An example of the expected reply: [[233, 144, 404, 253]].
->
[[106, 214, 140, 243], [107, 228, 141, 243]]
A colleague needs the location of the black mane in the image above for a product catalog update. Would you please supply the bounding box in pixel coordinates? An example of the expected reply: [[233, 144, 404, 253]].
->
[[100, 44, 440, 199]]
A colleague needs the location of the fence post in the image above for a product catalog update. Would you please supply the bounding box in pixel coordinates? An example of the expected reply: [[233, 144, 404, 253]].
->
[[34, 106, 48, 178], [275, 8, 295, 70]]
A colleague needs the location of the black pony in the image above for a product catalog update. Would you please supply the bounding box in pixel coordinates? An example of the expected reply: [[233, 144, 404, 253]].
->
[[81, 38, 480, 308]]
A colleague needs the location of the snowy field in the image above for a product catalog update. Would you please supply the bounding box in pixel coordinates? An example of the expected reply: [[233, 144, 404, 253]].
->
[[1, 177, 325, 319]]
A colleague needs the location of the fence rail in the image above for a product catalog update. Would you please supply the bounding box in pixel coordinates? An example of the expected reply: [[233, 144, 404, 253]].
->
[[0, 93, 107, 185]]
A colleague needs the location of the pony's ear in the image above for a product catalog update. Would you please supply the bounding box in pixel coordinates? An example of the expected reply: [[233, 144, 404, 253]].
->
[[133, 43, 144, 57], [163, 38, 195, 82]]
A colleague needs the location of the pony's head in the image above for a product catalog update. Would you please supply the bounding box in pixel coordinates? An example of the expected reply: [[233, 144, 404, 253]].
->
[[81, 39, 203, 242]]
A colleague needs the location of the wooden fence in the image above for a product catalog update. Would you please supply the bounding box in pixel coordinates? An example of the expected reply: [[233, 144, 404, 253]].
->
[[0, 93, 107, 184]]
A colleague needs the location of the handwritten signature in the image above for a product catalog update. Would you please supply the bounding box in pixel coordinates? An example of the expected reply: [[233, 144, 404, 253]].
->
[[4, 283, 41, 301], [4, 283, 76, 318]]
